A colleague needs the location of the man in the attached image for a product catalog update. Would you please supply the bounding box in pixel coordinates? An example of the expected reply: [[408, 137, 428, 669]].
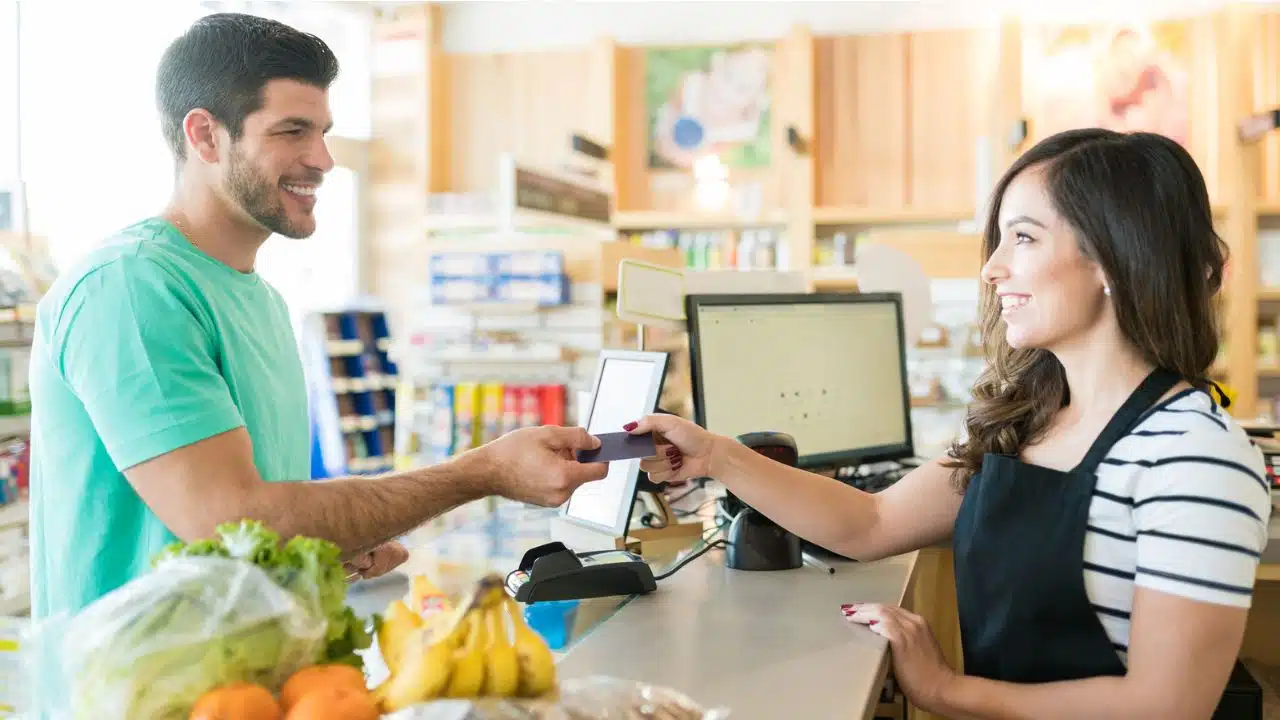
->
[[27, 13, 606, 620]]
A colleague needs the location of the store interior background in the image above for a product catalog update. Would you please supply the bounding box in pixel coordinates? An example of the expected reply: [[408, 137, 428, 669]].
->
[[2, 0, 1280, 631]]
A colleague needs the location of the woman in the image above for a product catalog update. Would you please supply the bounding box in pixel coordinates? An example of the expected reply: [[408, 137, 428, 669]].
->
[[625, 128, 1274, 719]]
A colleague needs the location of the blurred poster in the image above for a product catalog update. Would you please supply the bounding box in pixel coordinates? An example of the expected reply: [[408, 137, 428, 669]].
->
[[1023, 23, 1190, 146], [645, 44, 772, 170]]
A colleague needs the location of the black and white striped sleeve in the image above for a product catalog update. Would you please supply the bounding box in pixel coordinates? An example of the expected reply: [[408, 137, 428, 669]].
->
[[1130, 429, 1273, 607]]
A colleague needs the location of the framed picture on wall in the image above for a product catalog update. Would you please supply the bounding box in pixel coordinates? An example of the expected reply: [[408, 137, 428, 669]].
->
[[644, 44, 773, 171], [1022, 22, 1191, 147]]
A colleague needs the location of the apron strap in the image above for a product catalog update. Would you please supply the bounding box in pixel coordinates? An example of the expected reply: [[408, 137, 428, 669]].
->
[[1073, 368, 1183, 474]]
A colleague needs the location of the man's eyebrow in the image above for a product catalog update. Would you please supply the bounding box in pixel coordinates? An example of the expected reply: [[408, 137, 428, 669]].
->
[[270, 117, 334, 133]]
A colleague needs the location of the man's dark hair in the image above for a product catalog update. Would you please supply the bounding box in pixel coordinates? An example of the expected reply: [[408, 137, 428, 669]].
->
[[156, 12, 340, 161]]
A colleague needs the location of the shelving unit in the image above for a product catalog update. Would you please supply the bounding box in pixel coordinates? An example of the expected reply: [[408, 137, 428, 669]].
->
[[389, 154, 688, 466], [370, 4, 1280, 424], [303, 307, 400, 478]]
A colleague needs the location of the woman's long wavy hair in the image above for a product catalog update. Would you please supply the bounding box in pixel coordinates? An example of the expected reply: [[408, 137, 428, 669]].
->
[[944, 128, 1228, 489]]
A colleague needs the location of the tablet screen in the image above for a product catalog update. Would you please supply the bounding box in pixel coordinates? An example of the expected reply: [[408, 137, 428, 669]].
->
[[563, 353, 666, 533]]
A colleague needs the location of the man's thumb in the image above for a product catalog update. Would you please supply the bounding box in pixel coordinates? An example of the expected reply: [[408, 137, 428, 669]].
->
[[549, 425, 599, 451]]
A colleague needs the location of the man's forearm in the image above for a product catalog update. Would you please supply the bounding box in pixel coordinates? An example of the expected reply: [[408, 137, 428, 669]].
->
[[247, 450, 493, 558]]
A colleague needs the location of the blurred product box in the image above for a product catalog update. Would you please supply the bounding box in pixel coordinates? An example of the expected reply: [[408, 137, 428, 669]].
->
[[429, 251, 569, 307]]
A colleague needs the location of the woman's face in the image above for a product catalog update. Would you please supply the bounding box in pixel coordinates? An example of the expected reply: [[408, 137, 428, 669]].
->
[[980, 167, 1110, 350]]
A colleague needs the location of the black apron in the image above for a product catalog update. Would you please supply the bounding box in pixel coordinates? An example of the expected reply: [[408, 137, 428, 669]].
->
[[952, 368, 1181, 683]]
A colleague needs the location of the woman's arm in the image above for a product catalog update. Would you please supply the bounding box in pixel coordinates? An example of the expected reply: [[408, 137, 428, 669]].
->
[[630, 412, 965, 561], [712, 441, 964, 560], [933, 589, 1249, 720]]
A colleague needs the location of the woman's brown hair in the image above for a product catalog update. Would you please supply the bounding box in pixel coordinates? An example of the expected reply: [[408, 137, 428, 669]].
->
[[944, 128, 1228, 488]]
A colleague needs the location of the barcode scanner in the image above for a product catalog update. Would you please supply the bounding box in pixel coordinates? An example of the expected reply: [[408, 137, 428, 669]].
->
[[723, 431, 803, 571]]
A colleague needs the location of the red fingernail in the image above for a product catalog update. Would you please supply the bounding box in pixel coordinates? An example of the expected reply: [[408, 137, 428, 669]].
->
[[868, 620, 878, 625], [840, 604, 853, 610], [623, 422, 638, 431]]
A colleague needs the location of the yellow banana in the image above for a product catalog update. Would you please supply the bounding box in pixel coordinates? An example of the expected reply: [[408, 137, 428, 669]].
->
[[372, 625, 454, 712], [444, 609, 487, 698], [504, 595, 557, 697], [379, 599, 423, 674], [481, 603, 520, 696]]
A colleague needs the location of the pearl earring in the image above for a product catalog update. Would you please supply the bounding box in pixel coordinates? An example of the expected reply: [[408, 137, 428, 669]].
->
[[1104, 286, 1112, 297]]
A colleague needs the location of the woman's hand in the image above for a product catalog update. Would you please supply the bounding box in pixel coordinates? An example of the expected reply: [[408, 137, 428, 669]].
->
[[844, 602, 958, 712], [624, 414, 724, 483]]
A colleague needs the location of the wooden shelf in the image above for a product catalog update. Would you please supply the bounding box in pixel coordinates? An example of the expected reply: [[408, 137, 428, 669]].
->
[[1259, 364, 1280, 378], [612, 210, 787, 230], [1260, 289, 1280, 302], [809, 266, 859, 290], [600, 242, 683, 292], [1258, 199, 1280, 217], [813, 206, 976, 226]]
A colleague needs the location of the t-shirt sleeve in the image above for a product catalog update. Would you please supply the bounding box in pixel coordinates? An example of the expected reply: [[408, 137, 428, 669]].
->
[[1131, 428, 1273, 608], [53, 257, 245, 471]]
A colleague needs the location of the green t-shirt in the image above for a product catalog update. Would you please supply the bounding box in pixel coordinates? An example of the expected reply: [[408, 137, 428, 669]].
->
[[27, 217, 310, 620]]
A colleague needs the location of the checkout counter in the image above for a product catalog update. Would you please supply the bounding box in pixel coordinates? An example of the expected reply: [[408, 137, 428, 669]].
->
[[349, 495, 919, 720], [347, 496, 1280, 720]]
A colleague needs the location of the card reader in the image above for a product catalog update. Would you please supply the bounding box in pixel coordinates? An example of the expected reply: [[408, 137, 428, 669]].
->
[[505, 541, 657, 603]]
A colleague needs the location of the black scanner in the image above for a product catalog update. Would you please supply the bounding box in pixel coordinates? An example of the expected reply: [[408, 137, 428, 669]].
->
[[724, 432, 804, 571]]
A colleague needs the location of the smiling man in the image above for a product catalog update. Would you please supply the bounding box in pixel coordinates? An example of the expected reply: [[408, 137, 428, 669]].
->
[[27, 13, 608, 619]]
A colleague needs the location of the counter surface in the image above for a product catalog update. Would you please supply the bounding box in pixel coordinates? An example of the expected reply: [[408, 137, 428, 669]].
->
[[347, 498, 917, 719], [555, 548, 916, 720]]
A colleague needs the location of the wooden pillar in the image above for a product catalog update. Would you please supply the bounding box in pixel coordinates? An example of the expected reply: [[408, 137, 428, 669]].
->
[[776, 25, 816, 278], [369, 2, 449, 331], [992, 21, 1024, 181], [1217, 4, 1261, 418], [585, 37, 619, 204]]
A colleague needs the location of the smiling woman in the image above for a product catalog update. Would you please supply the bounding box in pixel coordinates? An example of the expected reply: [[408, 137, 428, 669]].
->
[[626, 127, 1271, 720]]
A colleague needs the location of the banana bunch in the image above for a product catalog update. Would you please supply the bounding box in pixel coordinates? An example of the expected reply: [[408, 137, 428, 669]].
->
[[373, 573, 558, 713]]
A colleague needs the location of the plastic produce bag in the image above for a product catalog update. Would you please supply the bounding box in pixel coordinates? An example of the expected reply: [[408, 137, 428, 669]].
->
[[31, 556, 327, 720], [382, 676, 731, 719]]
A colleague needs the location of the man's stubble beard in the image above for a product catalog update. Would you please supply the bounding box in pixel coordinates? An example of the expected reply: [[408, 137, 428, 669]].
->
[[225, 144, 312, 240]]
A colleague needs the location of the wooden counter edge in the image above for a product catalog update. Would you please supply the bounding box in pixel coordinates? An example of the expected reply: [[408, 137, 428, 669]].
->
[[863, 550, 922, 720]]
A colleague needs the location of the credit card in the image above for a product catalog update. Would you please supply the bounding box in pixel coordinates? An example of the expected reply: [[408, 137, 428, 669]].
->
[[575, 431, 658, 463]]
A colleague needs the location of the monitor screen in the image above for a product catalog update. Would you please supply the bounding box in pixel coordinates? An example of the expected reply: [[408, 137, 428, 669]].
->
[[562, 350, 668, 535], [686, 293, 913, 468]]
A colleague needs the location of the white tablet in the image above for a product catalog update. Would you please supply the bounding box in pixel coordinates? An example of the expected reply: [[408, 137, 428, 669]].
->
[[560, 349, 669, 536]]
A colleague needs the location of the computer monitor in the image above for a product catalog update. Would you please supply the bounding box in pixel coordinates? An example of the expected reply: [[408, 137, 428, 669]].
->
[[560, 349, 669, 536], [686, 292, 914, 469]]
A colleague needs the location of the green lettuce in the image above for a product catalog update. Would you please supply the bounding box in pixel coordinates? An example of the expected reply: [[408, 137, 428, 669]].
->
[[152, 520, 372, 666]]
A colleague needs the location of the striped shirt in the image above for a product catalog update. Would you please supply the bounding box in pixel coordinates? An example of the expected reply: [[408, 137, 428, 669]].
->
[[1084, 387, 1273, 664]]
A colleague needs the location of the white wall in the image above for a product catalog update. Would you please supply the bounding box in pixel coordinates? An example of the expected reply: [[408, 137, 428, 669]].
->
[[439, 0, 1244, 54]]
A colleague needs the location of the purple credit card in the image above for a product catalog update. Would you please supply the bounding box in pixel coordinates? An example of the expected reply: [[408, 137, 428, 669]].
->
[[576, 432, 657, 463]]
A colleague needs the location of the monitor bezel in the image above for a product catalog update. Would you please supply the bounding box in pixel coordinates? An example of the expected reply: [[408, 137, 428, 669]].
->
[[560, 349, 670, 537], [685, 292, 915, 470]]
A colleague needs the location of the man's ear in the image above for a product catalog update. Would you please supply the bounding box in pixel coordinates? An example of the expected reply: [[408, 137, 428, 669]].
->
[[183, 109, 222, 164]]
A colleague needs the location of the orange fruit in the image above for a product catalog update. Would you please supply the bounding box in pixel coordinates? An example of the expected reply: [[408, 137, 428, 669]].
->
[[189, 682, 281, 720], [284, 685, 378, 720], [279, 665, 367, 713]]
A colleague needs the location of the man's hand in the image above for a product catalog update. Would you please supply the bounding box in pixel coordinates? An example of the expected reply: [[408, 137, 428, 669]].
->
[[469, 426, 608, 507], [344, 540, 410, 580]]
